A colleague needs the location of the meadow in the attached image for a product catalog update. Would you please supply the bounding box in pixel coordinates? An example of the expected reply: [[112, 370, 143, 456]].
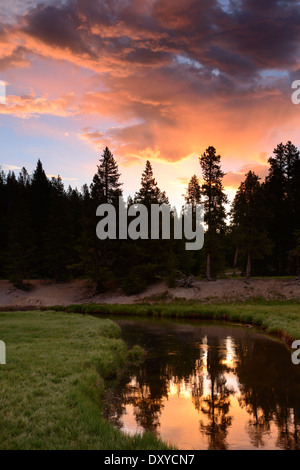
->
[[0, 310, 171, 450], [1, 300, 300, 449]]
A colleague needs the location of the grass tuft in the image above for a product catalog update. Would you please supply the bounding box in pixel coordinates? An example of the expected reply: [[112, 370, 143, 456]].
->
[[0, 310, 172, 450]]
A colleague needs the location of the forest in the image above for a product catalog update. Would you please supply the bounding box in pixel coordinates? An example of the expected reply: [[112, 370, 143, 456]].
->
[[0, 141, 300, 295]]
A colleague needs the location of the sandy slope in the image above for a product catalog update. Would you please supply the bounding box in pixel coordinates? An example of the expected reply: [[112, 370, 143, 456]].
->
[[0, 277, 299, 309]]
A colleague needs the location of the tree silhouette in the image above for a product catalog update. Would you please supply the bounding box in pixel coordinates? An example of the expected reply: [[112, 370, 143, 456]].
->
[[230, 171, 272, 278], [134, 160, 169, 207], [199, 146, 228, 280], [185, 174, 201, 206], [90, 146, 122, 205]]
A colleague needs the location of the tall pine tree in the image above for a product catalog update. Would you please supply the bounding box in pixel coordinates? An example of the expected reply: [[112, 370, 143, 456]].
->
[[265, 141, 300, 274], [199, 146, 228, 280], [134, 160, 169, 206], [81, 147, 123, 292], [90, 147, 122, 205], [29, 159, 51, 277], [230, 171, 272, 278]]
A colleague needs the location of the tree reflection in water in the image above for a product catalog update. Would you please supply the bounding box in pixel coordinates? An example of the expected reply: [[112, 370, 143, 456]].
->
[[197, 337, 235, 450], [102, 319, 300, 450]]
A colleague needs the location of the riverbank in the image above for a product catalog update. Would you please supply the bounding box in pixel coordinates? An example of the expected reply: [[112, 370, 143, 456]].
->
[[49, 301, 300, 346], [1, 302, 300, 450], [0, 277, 300, 309], [0, 310, 172, 450]]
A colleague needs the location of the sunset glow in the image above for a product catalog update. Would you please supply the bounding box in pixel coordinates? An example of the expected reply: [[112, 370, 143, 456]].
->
[[1, 0, 300, 207]]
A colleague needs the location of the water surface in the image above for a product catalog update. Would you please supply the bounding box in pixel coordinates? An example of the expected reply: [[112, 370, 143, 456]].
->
[[103, 318, 300, 450]]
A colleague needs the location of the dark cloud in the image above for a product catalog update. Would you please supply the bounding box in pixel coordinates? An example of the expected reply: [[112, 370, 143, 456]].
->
[[3, 0, 300, 165], [126, 47, 171, 65], [0, 45, 30, 71], [22, 2, 95, 56], [14, 0, 300, 83]]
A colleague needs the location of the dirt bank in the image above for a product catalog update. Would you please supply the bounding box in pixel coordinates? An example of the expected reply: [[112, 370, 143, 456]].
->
[[0, 277, 299, 309]]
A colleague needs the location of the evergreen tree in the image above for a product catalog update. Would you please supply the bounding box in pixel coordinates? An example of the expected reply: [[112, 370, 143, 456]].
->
[[90, 147, 122, 205], [29, 159, 51, 277], [285, 141, 300, 273], [185, 175, 201, 206], [182, 174, 204, 276], [122, 160, 171, 294], [44, 176, 74, 281], [5, 169, 33, 286], [134, 160, 169, 206], [0, 168, 7, 278], [265, 141, 300, 274], [199, 146, 228, 279], [230, 171, 272, 278], [81, 148, 123, 292]]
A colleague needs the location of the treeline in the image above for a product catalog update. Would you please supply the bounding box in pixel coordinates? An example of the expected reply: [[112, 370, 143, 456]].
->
[[0, 142, 300, 293]]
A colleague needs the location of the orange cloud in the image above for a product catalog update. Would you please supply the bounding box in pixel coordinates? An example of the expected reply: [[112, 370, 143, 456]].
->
[[1, 0, 300, 206], [0, 92, 77, 118], [223, 163, 270, 190]]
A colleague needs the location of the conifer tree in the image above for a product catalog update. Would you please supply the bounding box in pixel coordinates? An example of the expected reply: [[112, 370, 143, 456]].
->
[[134, 160, 169, 206], [265, 141, 300, 274], [230, 171, 272, 278], [185, 175, 201, 206], [0, 168, 6, 277], [90, 147, 122, 205], [182, 174, 204, 276], [199, 146, 228, 279], [29, 159, 51, 277], [123, 160, 171, 294], [44, 177, 74, 281], [83, 148, 123, 292], [5, 169, 33, 286]]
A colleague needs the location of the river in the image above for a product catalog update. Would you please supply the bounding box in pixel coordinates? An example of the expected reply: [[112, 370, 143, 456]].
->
[[102, 317, 300, 450]]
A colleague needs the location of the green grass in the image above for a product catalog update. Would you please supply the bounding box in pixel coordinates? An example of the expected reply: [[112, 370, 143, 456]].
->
[[47, 300, 300, 345], [2, 300, 300, 449], [0, 310, 173, 450]]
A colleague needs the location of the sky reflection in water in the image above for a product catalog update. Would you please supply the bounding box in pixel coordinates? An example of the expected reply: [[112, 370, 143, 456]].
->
[[103, 319, 300, 450]]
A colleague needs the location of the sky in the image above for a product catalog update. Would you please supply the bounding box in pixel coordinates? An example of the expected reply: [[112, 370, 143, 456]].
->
[[1, 0, 300, 208]]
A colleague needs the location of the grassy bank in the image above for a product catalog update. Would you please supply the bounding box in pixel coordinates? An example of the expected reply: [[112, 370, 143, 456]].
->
[[2, 301, 300, 449], [47, 300, 300, 345], [0, 310, 172, 450]]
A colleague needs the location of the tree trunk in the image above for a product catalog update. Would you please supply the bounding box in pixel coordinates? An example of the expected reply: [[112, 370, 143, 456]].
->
[[233, 246, 239, 268], [246, 252, 251, 279], [206, 252, 211, 281], [105, 158, 108, 203]]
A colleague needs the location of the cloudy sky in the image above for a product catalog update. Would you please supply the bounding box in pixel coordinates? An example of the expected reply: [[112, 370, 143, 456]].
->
[[1, 0, 300, 207]]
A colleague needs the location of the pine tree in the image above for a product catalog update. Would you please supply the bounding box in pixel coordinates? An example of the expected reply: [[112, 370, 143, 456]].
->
[[5, 169, 33, 286], [134, 160, 169, 206], [185, 175, 201, 206], [82, 148, 123, 292], [44, 176, 74, 281], [182, 175, 204, 276], [0, 168, 7, 277], [29, 159, 51, 277], [123, 160, 171, 294], [199, 146, 228, 279], [230, 171, 272, 278], [265, 141, 300, 274], [90, 147, 122, 205], [284, 141, 300, 273]]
